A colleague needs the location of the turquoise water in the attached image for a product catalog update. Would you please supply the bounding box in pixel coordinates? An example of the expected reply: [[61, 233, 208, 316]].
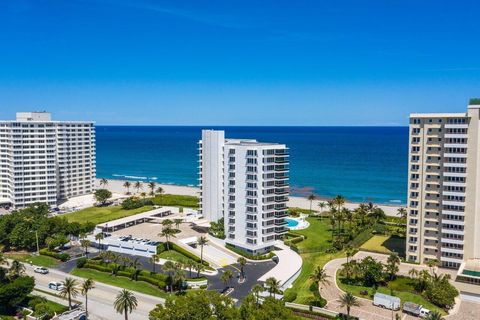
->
[[286, 218, 299, 228], [96, 126, 408, 204]]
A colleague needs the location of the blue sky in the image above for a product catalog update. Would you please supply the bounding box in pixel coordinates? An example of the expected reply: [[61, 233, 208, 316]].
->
[[0, 0, 479, 125]]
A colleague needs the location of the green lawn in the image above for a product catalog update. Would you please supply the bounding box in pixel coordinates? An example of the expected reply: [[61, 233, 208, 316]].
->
[[63, 205, 154, 224], [152, 194, 199, 208], [159, 250, 193, 263], [290, 250, 344, 304], [287, 217, 342, 304], [70, 268, 168, 298], [360, 235, 406, 257], [4, 253, 60, 268], [337, 275, 445, 315], [289, 217, 333, 253]]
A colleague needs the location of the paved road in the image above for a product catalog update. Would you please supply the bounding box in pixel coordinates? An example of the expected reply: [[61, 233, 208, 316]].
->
[[105, 251, 275, 302], [25, 264, 163, 320]]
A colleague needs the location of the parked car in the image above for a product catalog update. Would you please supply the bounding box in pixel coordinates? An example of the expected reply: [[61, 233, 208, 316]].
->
[[373, 293, 400, 310], [403, 302, 430, 318], [48, 281, 65, 291], [34, 266, 49, 274]]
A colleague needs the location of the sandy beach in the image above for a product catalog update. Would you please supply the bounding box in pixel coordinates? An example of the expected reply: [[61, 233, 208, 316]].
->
[[96, 178, 404, 217]]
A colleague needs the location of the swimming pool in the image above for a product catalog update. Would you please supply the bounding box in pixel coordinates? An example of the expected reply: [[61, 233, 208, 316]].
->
[[286, 218, 299, 228]]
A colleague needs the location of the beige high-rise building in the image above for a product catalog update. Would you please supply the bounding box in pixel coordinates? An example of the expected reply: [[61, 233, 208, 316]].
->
[[407, 99, 480, 270]]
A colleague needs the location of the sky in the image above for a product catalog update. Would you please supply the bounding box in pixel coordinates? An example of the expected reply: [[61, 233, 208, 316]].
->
[[0, 0, 479, 125]]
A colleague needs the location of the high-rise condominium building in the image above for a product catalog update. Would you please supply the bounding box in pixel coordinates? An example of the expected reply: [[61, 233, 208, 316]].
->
[[407, 100, 480, 270], [0, 112, 96, 208], [198, 130, 289, 255]]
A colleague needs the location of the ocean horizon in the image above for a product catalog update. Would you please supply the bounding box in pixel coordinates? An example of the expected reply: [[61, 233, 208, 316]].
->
[[96, 126, 409, 205]]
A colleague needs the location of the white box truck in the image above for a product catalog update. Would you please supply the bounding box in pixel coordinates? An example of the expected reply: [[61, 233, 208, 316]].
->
[[373, 293, 401, 310], [403, 302, 431, 318]]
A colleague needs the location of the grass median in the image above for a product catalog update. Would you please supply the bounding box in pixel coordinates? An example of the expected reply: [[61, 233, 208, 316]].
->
[[70, 268, 168, 298]]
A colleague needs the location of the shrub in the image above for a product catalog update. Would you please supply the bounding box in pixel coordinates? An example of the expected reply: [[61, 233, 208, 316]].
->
[[283, 289, 297, 302], [199, 284, 208, 289], [309, 296, 327, 307], [76, 257, 87, 268], [39, 248, 70, 262], [121, 197, 153, 210]]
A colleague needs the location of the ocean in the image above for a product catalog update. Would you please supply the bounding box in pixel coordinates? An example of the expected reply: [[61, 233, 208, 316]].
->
[[96, 126, 409, 205]]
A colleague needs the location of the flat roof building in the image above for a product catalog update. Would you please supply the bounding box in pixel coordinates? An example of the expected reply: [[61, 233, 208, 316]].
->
[[0, 112, 96, 208], [407, 99, 480, 270], [198, 130, 289, 255]]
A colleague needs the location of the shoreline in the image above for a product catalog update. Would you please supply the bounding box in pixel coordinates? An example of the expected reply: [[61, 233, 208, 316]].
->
[[96, 178, 404, 217]]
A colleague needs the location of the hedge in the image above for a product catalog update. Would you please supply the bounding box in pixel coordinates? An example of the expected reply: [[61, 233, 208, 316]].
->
[[78, 259, 167, 288], [39, 248, 70, 262], [157, 242, 210, 267], [283, 289, 297, 302], [225, 244, 275, 260]]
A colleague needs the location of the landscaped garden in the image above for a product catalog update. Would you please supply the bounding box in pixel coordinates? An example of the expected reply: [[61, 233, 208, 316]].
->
[[337, 254, 457, 315], [285, 196, 410, 309], [63, 204, 154, 224]]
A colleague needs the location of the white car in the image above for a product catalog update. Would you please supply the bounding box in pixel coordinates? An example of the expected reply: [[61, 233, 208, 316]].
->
[[48, 281, 65, 291], [34, 266, 49, 274]]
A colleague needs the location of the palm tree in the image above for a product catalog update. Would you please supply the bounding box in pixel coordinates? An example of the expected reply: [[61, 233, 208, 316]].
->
[[397, 207, 407, 220], [60, 277, 79, 310], [134, 181, 143, 194], [386, 252, 401, 280], [338, 292, 360, 317], [185, 260, 195, 278], [173, 267, 186, 292], [334, 195, 346, 211], [197, 236, 208, 265], [129, 257, 141, 280], [252, 284, 264, 304], [163, 261, 176, 293], [148, 182, 156, 196], [100, 178, 108, 187], [149, 254, 160, 274], [309, 266, 330, 294], [81, 278, 95, 316], [237, 257, 247, 280], [194, 262, 205, 278], [318, 201, 326, 219], [221, 269, 233, 290], [307, 194, 316, 213], [95, 233, 104, 250], [173, 218, 183, 231], [408, 268, 419, 279], [123, 181, 131, 194], [140, 192, 146, 199], [80, 239, 91, 257], [345, 245, 356, 280], [159, 226, 176, 250], [156, 186, 164, 196], [114, 289, 138, 320], [265, 277, 281, 297], [8, 260, 25, 279], [425, 311, 443, 320]]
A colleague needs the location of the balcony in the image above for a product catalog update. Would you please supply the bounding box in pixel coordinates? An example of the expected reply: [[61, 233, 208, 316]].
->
[[275, 219, 287, 226]]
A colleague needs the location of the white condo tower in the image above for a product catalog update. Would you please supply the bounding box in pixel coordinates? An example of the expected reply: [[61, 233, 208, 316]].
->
[[0, 112, 96, 208], [198, 129, 289, 255]]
